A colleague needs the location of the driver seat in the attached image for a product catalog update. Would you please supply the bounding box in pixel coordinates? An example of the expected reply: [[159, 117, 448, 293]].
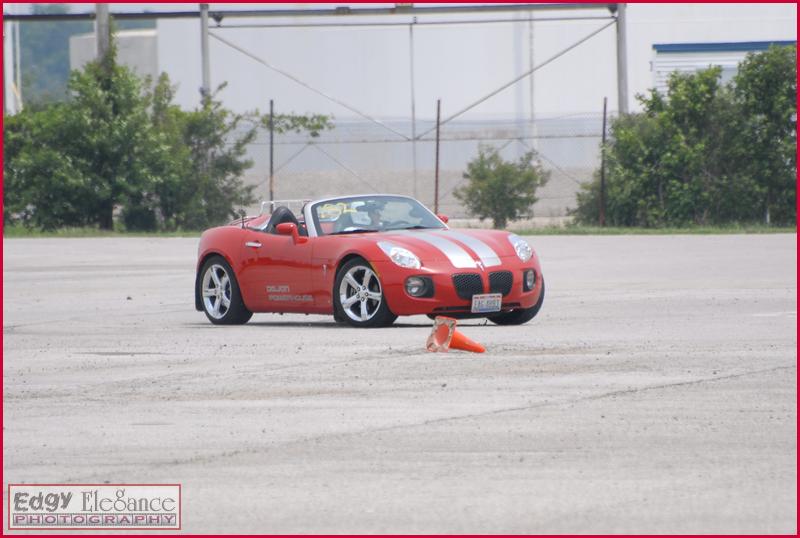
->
[[264, 206, 307, 236]]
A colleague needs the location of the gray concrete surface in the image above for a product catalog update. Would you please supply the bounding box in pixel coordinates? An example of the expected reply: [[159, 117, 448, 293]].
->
[[3, 234, 796, 533]]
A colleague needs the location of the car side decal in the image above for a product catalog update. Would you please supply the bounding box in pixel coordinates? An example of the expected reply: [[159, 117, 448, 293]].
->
[[435, 231, 502, 267], [388, 231, 477, 268], [266, 285, 313, 302]]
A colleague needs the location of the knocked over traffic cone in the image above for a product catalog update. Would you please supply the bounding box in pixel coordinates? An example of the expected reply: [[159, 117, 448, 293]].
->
[[426, 316, 486, 353]]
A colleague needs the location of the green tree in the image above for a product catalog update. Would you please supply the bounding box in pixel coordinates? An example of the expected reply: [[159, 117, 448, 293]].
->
[[572, 45, 796, 227], [68, 42, 172, 230], [147, 79, 257, 231], [3, 104, 94, 229], [4, 41, 167, 230], [4, 32, 333, 232], [146, 76, 333, 231], [455, 145, 549, 229], [732, 45, 797, 224]]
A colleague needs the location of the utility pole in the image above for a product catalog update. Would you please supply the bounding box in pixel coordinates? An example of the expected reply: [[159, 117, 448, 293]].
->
[[3, 3, 22, 114], [95, 4, 110, 62], [200, 3, 211, 104], [13, 17, 21, 110], [599, 96, 608, 226], [409, 18, 418, 199], [528, 13, 535, 150], [615, 3, 628, 114], [269, 99, 275, 202], [2, 25, 6, 116], [434, 99, 441, 214]]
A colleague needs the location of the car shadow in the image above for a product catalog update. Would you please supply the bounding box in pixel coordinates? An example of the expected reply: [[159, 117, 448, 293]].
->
[[184, 319, 492, 329]]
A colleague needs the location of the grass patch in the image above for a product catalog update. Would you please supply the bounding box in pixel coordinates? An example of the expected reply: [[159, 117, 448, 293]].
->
[[3, 225, 201, 238], [516, 224, 797, 235]]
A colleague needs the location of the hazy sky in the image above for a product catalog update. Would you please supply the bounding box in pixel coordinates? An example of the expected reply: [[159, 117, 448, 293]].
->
[[7, 3, 796, 118]]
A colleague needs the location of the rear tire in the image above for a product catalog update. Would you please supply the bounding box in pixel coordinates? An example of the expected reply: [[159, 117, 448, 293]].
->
[[489, 279, 545, 326], [333, 258, 397, 328], [199, 256, 253, 325]]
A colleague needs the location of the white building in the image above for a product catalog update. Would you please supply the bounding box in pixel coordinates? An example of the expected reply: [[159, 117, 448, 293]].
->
[[69, 29, 159, 83], [651, 40, 796, 94]]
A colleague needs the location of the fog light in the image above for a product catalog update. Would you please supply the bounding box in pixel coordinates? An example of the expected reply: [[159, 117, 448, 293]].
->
[[405, 276, 432, 297], [523, 270, 535, 291]]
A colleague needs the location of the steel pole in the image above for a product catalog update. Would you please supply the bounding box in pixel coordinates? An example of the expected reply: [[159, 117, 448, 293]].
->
[[409, 19, 418, 198], [4, 4, 609, 21], [615, 3, 628, 114], [599, 96, 608, 226], [434, 99, 441, 214], [269, 99, 275, 202], [13, 20, 21, 110], [528, 13, 536, 150], [200, 3, 211, 104], [3, 23, 7, 115], [95, 4, 110, 62]]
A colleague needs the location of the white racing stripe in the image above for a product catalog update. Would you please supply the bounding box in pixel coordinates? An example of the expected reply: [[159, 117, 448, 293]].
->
[[437, 231, 501, 267], [388, 231, 477, 268]]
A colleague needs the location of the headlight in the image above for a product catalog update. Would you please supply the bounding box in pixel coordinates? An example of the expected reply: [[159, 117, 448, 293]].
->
[[378, 241, 421, 269], [508, 234, 532, 262]]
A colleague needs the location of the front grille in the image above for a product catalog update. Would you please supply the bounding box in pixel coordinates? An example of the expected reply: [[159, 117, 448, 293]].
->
[[489, 271, 513, 296], [452, 273, 483, 300]]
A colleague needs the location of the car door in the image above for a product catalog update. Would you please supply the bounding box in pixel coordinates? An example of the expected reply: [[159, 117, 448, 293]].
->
[[238, 228, 313, 312]]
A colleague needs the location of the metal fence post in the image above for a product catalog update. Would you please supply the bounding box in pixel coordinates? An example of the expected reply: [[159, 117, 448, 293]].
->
[[600, 96, 608, 226], [269, 99, 275, 202], [434, 99, 441, 214]]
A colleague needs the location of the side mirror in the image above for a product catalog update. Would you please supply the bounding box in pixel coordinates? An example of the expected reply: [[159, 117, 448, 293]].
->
[[275, 222, 308, 244], [437, 214, 449, 224]]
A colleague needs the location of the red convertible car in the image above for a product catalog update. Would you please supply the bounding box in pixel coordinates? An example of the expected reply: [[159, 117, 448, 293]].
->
[[195, 194, 544, 328]]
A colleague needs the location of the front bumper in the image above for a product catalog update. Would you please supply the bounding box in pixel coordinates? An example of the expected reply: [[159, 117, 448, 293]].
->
[[371, 258, 543, 316]]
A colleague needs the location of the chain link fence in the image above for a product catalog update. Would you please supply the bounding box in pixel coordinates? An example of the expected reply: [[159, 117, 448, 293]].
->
[[240, 113, 604, 223]]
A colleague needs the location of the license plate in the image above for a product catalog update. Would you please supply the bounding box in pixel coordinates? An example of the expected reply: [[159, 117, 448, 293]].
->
[[471, 293, 502, 313]]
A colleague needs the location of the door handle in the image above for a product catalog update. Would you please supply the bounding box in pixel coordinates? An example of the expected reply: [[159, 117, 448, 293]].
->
[[245, 241, 262, 248]]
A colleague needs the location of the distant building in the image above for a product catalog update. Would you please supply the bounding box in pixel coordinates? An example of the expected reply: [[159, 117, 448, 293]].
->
[[69, 29, 159, 83], [651, 40, 796, 94]]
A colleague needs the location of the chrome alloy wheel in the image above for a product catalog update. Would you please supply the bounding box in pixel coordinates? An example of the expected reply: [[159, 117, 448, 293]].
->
[[338, 265, 383, 322], [202, 263, 232, 320]]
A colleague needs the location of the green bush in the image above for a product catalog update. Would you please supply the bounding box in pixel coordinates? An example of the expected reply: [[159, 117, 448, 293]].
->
[[455, 145, 549, 229], [573, 45, 796, 227]]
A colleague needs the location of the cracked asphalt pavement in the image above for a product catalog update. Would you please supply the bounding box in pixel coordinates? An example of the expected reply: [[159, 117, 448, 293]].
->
[[3, 234, 796, 533]]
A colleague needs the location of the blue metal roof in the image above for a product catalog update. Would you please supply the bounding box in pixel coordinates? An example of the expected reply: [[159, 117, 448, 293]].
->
[[653, 40, 796, 53]]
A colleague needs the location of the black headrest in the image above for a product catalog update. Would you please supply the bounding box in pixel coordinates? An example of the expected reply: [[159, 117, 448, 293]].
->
[[265, 206, 299, 233]]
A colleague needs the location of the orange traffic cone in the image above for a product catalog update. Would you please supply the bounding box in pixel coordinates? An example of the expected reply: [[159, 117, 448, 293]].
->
[[426, 316, 486, 353]]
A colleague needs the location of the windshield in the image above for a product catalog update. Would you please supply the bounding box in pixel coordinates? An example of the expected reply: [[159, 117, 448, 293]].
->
[[311, 195, 446, 236]]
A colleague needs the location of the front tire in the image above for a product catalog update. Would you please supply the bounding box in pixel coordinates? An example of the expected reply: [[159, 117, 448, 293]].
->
[[334, 258, 397, 328], [200, 256, 253, 325], [489, 279, 545, 326]]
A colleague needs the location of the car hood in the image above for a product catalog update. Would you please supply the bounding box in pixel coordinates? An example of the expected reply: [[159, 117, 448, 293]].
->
[[373, 228, 517, 269]]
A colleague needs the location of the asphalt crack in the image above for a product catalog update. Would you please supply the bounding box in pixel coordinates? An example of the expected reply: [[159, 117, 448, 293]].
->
[[57, 363, 795, 481]]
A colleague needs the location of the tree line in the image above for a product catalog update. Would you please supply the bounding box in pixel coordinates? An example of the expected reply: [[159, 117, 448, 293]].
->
[[5, 39, 794, 232], [572, 45, 796, 227], [4, 40, 331, 232]]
